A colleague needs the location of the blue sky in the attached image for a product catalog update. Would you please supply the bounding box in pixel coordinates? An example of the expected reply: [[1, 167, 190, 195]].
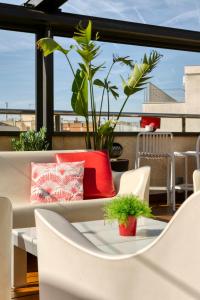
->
[[0, 0, 200, 113]]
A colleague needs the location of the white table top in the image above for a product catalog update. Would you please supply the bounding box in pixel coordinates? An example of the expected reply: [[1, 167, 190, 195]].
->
[[12, 217, 166, 256]]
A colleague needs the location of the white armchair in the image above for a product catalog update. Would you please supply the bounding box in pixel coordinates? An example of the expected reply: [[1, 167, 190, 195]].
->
[[0, 197, 12, 300], [114, 166, 150, 204], [35, 191, 200, 300], [193, 170, 200, 193]]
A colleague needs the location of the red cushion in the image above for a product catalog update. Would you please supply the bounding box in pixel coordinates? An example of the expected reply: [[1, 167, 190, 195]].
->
[[140, 116, 160, 129], [56, 151, 116, 199]]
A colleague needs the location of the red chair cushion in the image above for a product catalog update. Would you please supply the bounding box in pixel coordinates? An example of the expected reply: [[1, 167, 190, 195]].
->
[[140, 116, 160, 129], [56, 151, 116, 199]]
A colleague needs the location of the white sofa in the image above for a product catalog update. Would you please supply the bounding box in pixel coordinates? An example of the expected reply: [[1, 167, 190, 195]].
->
[[0, 150, 150, 229]]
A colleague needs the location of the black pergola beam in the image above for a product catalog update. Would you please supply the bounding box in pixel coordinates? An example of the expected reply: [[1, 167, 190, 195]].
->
[[24, 0, 68, 12], [35, 27, 54, 148], [1, 3, 200, 52]]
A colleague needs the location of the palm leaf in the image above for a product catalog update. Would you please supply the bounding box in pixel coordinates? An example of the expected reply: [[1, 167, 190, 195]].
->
[[93, 79, 105, 88], [110, 87, 119, 100], [113, 55, 134, 68], [123, 50, 162, 96], [71, 69, 88, 117], [37, 38, 70, 56], [73, 21, 92, 46], [73, 21, 100, 64]]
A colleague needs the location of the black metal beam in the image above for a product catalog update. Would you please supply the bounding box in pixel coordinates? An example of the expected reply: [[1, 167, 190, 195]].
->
[[24, 0, 68, 13], [35, 28, 53, 147], [42, 26, 54, 149], [35, 32, 44, 131], [0, 3, 200, 52]]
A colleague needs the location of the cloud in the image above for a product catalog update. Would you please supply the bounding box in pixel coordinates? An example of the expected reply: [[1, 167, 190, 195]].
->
[[2, 0, 22, 4], [0, 30, 34, 53], [160, 9, 200, 28], [62, 0, 146, 23]]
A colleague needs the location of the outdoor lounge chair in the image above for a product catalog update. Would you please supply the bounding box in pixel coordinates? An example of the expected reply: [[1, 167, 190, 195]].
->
[[35, 191, 200, 300]]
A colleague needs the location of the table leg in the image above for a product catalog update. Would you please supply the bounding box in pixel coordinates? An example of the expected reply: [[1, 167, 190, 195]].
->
[[166, 157, 170, 205], [185, 156, 188, 200], [12, 246, 27, 288]]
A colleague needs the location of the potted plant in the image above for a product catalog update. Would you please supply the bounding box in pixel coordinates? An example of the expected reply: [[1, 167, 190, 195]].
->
[[37, 21, 162, 154], [104, 194, 153, 236], [11, 126, 49, 151]]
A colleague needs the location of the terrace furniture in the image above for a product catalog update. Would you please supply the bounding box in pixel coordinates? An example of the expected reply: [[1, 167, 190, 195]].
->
[[34, 191, 200, 300], [0, 197, 12, 300], [174, 135, 200, 197], [0, 150, 150, 229], [193, 169, 200, 193], [13, 217, 166, 257], [12, 213, 166, 300], [135, 132, 175, 210], [0, 150, 150, 287]]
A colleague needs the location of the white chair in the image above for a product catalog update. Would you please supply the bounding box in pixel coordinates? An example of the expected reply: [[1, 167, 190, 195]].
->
[[36, 191, 200, 300], [0, 197, 12, 300], [174, 135, 200, 198], [135, 132, 175, 210], [113, 166, 150, 205], [193, 170, 200, 193]]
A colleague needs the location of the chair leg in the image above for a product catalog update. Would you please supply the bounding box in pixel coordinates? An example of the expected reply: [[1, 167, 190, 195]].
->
[[184, 156, 188, 200], [170, 157, 176, 211], [135, 156, 141, 169], [197, 153, 200, 170], [166, 157, 170, 205], [12, 246, 27, 288]]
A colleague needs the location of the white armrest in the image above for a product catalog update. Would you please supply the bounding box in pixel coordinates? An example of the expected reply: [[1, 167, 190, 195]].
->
[[115, 166, 150, 204], [193, 170, 200, 193]]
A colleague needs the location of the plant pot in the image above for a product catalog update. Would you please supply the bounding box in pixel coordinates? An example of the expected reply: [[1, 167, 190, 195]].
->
[[119, 216, 137, 236], [110, 158, 129, 172]]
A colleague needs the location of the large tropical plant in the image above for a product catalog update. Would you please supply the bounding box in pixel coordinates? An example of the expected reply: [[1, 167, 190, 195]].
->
[[37, 21, 162, 153]]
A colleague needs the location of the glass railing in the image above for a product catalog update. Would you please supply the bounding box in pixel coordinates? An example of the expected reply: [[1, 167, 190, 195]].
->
[[0, 108, 200, 133]]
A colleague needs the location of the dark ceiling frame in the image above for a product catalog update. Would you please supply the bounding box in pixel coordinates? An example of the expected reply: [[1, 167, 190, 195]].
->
[[1, 3, 200, 51], [0, 2, 200, 145], [24, 0, 68, 12]]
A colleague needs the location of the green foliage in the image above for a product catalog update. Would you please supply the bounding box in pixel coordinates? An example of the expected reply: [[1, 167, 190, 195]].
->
[[37, 21, 162, 153], [73, 21, 100, 65], [122, 50, 162, 97], [37, 38, 72, 56], [11, 127, 49, 151], [71, 69, 88, 117], [104, 194, 153, 225]]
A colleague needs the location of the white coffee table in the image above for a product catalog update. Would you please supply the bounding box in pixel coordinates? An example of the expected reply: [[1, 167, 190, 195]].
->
[[13, 217, 166, 255], [12, 217, 166, 287], [12, 218, 167, 287]]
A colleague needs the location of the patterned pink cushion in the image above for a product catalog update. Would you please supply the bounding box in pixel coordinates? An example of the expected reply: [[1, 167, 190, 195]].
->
[[30, 161, 85, 203]]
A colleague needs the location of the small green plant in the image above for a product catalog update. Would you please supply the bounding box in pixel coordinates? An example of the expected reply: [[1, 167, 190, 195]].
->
[[11, 127, 49, 151], [104, 194, 153, 225]]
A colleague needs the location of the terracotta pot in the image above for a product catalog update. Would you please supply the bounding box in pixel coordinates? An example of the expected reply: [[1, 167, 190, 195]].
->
[[119, 216, 137, 236]]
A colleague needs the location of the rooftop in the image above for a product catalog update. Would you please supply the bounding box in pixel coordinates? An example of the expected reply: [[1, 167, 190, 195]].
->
[[0, 1, 200, 299]]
